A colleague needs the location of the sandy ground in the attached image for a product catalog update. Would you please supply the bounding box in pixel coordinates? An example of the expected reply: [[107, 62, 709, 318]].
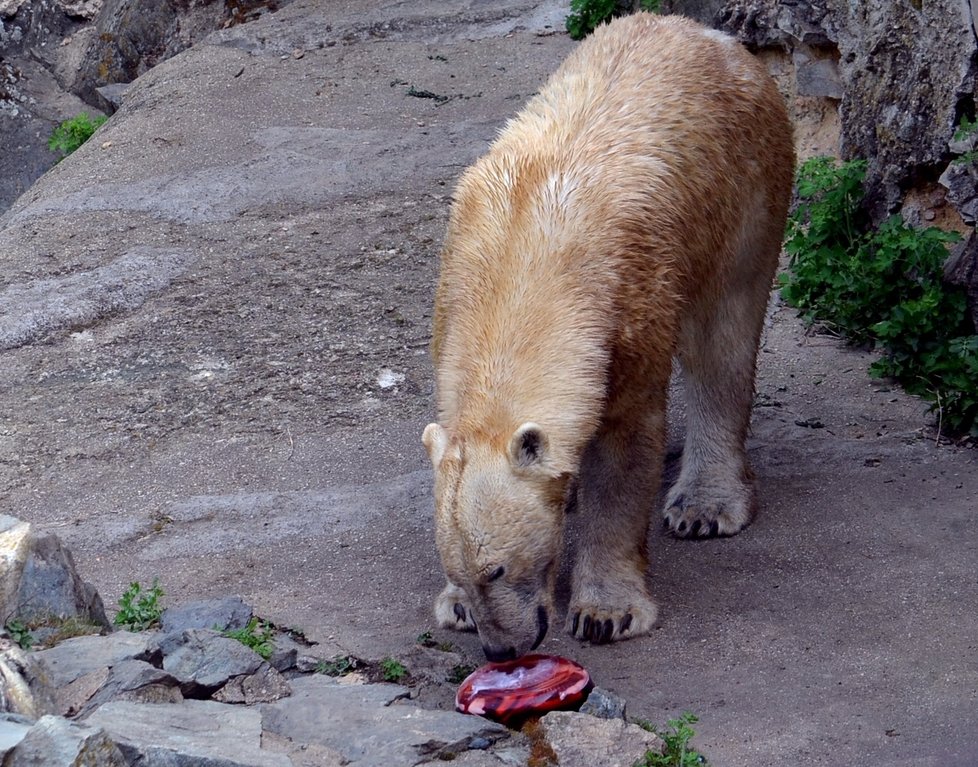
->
[[1, 2, 976, 764]]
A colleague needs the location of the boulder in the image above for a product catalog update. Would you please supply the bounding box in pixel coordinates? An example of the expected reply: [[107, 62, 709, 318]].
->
[[536, 711, 665, 767], [0, 713, 32, 757], [3, 715, 127, 766], [0, 633, 57, 718], [0, 516, 110, 640], [87, 699, 292, 767], [261, 675, 512, 766], [33, 631, 158, 688], [155, 628, 266, 697], [60, 659, 183, 719]]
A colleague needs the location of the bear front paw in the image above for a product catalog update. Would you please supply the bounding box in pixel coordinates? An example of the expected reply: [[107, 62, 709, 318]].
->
[[434, 582, 477, 632], [565, 592, 657, 644]]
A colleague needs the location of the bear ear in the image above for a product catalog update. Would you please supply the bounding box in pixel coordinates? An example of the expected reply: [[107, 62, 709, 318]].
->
[[508, 422, 549, 470], [422, 423, 449, 468]]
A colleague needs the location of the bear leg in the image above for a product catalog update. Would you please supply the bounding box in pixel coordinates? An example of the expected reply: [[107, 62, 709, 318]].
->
[[566, 402, 664, 644], [665, 237, 778, 538]]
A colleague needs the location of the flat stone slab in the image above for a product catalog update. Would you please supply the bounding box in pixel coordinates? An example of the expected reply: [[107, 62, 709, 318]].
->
[[261, 675, 510, 766], [87, 699, 292, 767], [5, 715, 127, 767], [0, 715, 32, 756], [34, 632, 157, 688]]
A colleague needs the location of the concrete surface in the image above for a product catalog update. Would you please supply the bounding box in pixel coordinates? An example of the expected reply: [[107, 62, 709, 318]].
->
[[0, 1, 976, 765]]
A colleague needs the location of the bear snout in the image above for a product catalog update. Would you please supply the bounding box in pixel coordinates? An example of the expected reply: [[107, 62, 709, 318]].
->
[[481, 603, 550, 661]]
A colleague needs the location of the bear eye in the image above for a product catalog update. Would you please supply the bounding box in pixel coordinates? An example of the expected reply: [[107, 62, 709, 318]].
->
[[487, 565, 505, 582]]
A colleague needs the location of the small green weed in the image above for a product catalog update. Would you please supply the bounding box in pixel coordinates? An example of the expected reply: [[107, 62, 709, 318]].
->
[[566, 0, 659, 41], [316, 655, 358, 676], [48, 113, 107, 160], [223, 617, 275, 660], [954, 114, 978, 143], [380, 656, 408, 682], [4, 619, 35, 650], [114, 579, 164, 632], [634, 712, 707, 766], [780, 156, 978, 438]]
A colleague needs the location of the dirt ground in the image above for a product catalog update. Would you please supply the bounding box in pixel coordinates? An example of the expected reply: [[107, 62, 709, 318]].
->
[[1, 1, 976, 765]]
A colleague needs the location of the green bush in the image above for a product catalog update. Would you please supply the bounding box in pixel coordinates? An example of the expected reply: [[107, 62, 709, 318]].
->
[[780, 156, 978, 438], [566, 0, 660, 41], [48, 113, 107, 160]]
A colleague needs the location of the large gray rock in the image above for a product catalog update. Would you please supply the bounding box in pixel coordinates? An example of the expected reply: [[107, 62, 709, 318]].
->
[[60, 659, 183, 719], [4, 714, 127, 767], [0, 632, 57, 718], [33, 631, 158, 688], [537, 711, 665, 767], [87, 699, 292, 767], [0, 515, 110, 631], [156, 628, 266, 696], [261, 675, 511, 766], [0, 714, 32, 757]]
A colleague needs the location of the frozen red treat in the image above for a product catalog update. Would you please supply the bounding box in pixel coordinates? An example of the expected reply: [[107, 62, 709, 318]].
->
[[455, 654, 592, 724]]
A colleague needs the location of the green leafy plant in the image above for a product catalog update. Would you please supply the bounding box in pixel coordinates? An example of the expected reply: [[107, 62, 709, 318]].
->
[[954, 114, 977, 143], [380, 656, 408, 682], [780, 156, 978, 438], [48, 113, 107, 160], [316, 655, 358, 676], [4, 619, 35, 650], [114, 579, 164, 631], [566, 0, 659, 41], [223, 617, 275, 660], [634, 712, 707, 766]]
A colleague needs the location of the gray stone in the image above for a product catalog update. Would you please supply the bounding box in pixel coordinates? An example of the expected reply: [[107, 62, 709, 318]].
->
[[0, 714, 32, 756], [67, 0, 259, 108], [0, 515, 110, 630], [940, 161, 978, 225], [792, 49, 843, 100], [5, 714, 127, 766], [213, 664, 291, 705], [63, 659, 183, 719], [579, 686, 627, 720], [157, 629, 265, 696], [160, 597, 253, 634], [537, 711, 665, 767], [87, 699, 292, 767], [34, 630, 158, 688], [94, 81, 131, 111], [261, 675, 510, 766], [0, 632, 58, 719]]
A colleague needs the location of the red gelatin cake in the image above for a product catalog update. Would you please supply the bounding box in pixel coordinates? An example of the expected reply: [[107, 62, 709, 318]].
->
[[456, 654, 592, 724]]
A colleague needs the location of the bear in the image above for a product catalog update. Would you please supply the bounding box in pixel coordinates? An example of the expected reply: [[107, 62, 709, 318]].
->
[[422, 12, 794, 661]]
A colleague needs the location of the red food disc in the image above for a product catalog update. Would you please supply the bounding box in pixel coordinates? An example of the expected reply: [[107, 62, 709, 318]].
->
[[455, 654, 592, 723]]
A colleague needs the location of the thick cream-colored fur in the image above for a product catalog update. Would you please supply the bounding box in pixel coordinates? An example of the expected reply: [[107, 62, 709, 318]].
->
[[423, 13, 794, 658]]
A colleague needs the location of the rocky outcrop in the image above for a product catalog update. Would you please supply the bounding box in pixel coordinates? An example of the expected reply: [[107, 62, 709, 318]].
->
[[709, 0, 978, 329], [0, 0, 289, 214], [0, 516, 664, 766]]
